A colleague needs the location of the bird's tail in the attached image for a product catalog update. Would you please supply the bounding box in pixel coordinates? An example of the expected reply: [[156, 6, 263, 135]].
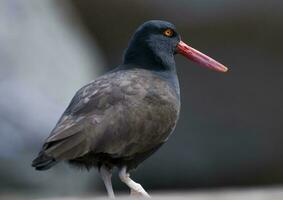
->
[[32, 151, 58, 170]]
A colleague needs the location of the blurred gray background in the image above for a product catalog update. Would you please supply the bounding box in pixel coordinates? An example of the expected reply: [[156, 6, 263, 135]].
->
[[0, 0, 283, 199]]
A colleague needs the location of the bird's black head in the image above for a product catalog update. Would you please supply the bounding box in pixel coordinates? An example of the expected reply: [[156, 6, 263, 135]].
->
[[123, 20, 180, 72], [123, 20, 228, 73]]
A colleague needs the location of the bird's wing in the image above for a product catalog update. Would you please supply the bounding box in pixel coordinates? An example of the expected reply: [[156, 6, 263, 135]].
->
[[46, 83, 104, 142], [40, 69, 179, 161], [41, 70, 148, 160]]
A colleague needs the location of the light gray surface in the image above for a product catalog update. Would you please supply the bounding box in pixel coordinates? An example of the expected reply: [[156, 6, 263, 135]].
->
[[47, 188, 283, 200], [2, 186, 282, 200]]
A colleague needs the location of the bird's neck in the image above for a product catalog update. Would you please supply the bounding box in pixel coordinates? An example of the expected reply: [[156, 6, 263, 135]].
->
[[122, 44, 179, 97], [123, 46, 176, 73]]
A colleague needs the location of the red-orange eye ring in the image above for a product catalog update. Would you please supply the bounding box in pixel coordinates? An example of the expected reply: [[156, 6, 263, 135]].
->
[[163, 28, 174, 37]]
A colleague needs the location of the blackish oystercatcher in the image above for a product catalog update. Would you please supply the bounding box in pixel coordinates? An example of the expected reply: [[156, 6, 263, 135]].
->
[[32, 20, 228, 198]]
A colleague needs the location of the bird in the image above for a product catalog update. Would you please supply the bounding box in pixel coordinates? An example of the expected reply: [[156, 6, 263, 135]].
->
[[32, 20, 228, 198]]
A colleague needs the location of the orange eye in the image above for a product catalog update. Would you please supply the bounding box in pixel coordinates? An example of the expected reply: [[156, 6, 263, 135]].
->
[[163, 28, 174, 37]]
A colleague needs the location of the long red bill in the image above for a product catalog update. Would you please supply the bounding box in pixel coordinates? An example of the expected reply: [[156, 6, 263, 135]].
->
[[177, 41, 228, 73]]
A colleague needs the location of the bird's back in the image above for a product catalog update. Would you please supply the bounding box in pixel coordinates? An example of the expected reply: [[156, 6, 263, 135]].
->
[[33, 68, 180, 170]]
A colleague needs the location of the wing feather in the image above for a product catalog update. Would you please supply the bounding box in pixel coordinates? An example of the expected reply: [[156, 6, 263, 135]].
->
[[38, 69, 179, 161], [41, 71, 127, 159]]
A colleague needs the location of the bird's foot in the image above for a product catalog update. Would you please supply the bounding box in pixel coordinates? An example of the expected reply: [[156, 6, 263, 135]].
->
[[130, 184, 151, 198]]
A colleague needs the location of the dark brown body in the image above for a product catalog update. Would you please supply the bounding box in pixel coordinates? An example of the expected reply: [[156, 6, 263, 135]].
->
[[33, 68, 180, 170]]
